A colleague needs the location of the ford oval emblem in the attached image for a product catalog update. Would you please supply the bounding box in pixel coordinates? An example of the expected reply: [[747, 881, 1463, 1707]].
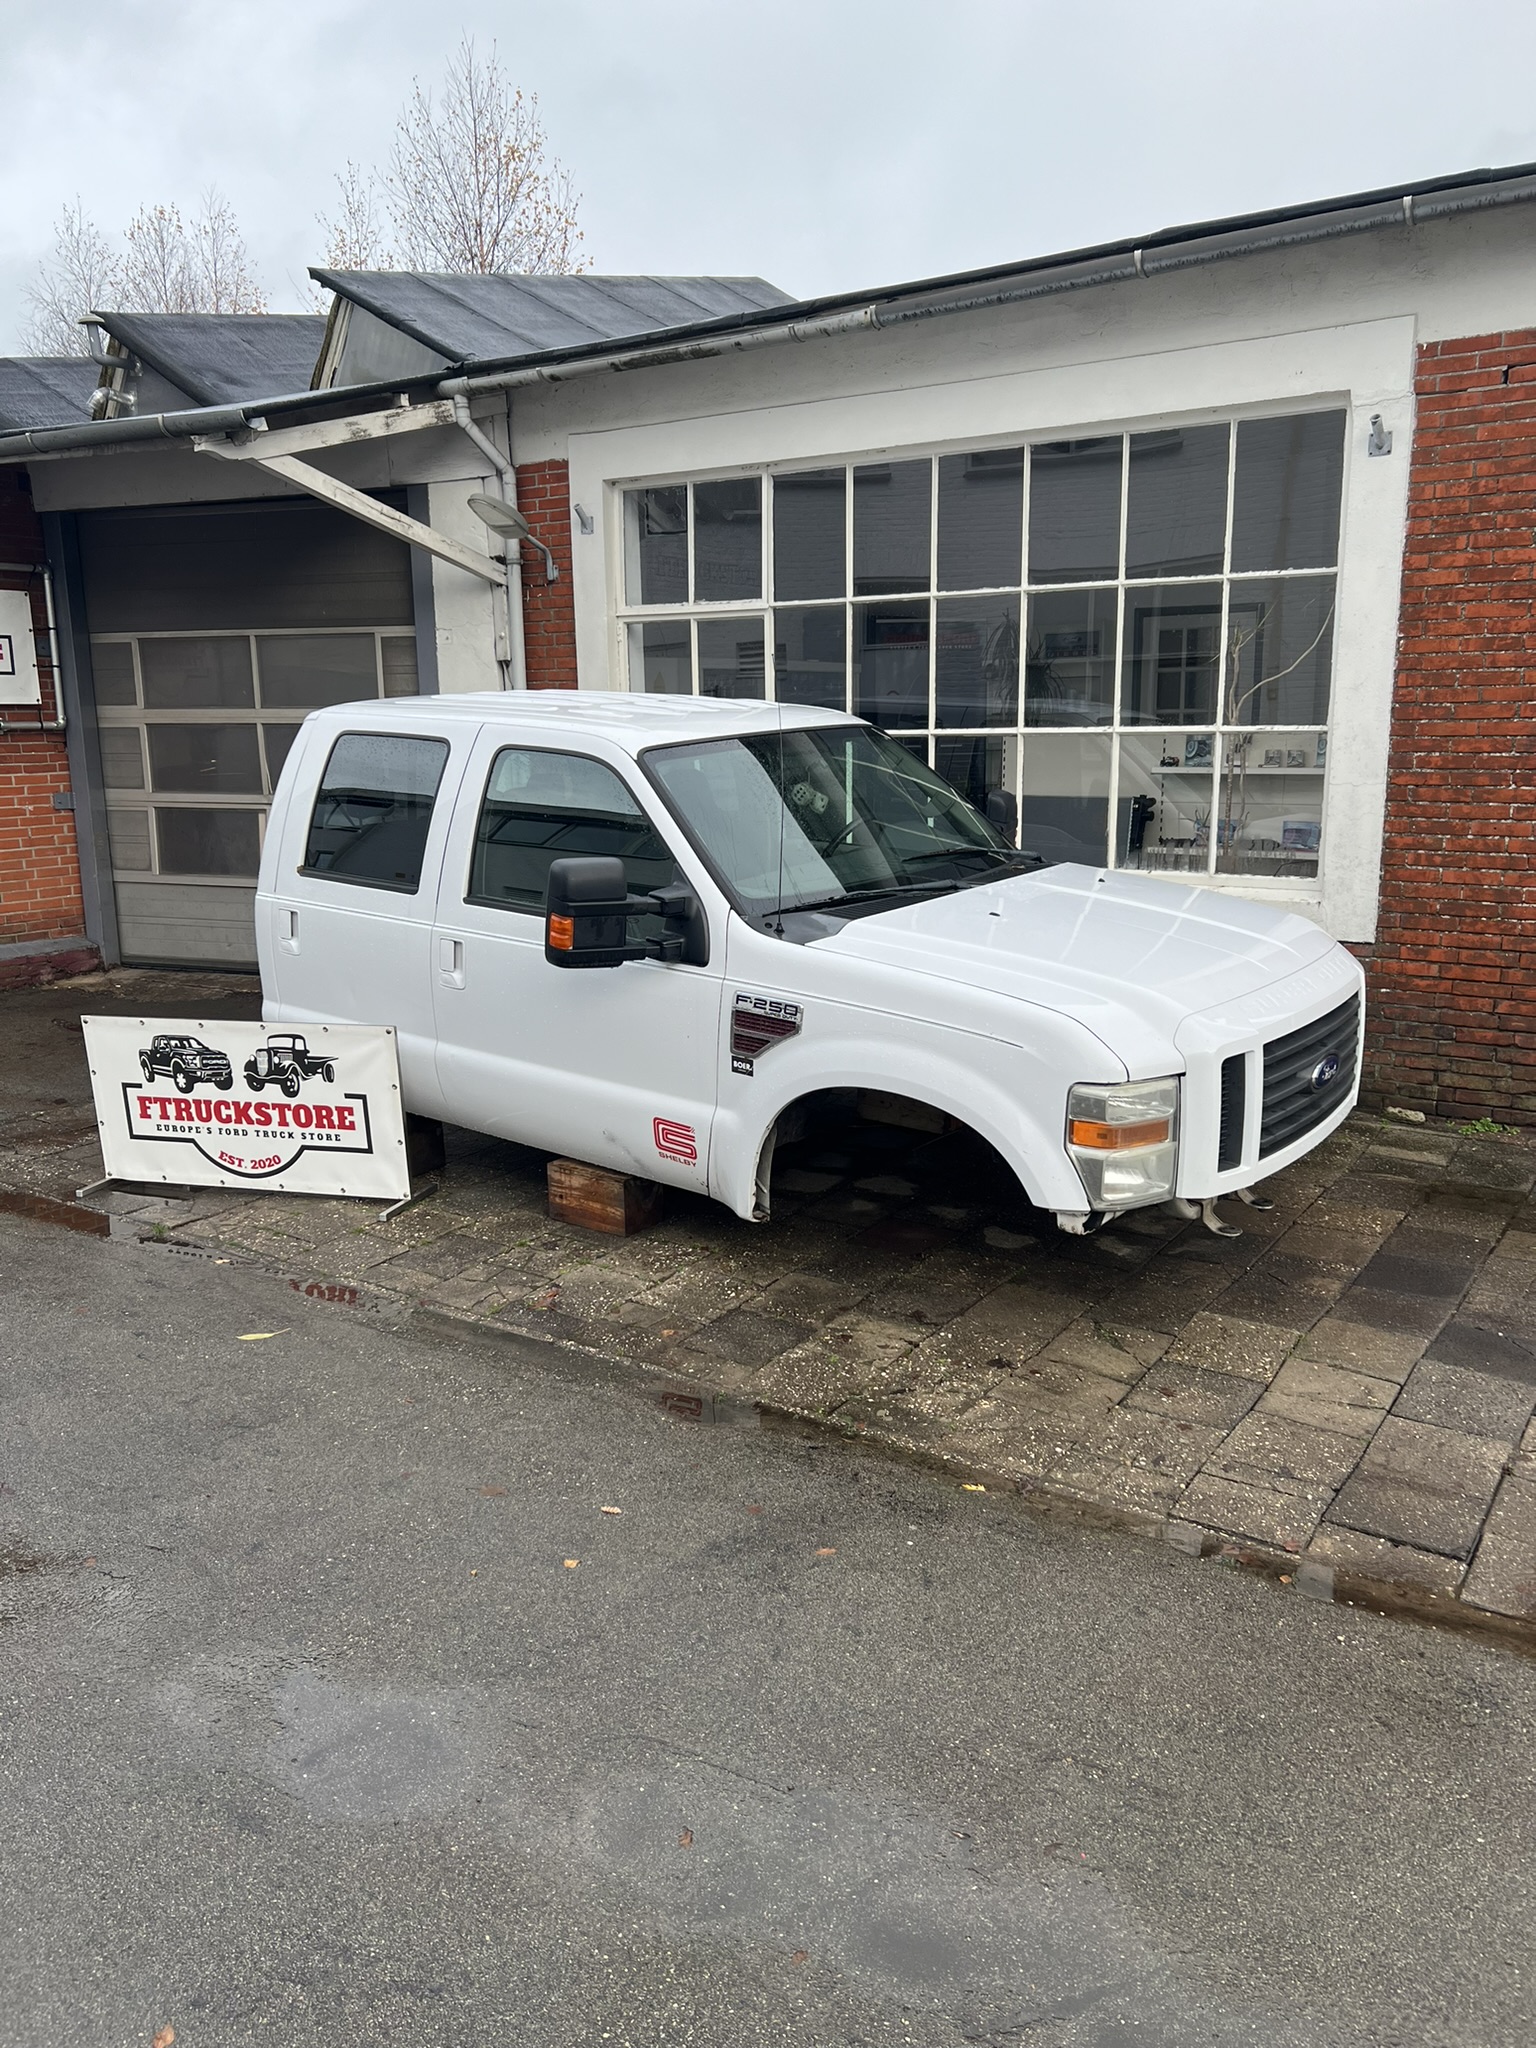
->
[[1311, 1054, 1341, 1090]]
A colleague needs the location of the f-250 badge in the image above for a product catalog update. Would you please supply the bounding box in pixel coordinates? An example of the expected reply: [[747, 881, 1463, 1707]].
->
[[730, 992, 802, 1076]]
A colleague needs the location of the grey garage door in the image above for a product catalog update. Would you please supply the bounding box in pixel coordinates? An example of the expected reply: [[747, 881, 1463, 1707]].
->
[[80, 495, 422, 968]]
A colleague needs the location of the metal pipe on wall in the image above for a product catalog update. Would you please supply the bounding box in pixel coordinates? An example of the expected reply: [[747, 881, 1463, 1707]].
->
[[450, 394, 526, 690]]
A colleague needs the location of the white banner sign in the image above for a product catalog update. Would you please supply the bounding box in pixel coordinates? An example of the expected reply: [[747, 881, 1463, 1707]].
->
[[82, 1017, 411, 1200]]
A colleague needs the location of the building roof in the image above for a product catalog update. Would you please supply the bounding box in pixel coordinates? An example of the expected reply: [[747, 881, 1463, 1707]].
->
[[91, 312, 330, 407], [309, 271, 794, 366], [0, 356, 102, 431]]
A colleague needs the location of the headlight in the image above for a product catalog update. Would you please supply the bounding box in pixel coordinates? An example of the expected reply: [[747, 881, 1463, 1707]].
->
[[1066, 1077, 1179, 1208]]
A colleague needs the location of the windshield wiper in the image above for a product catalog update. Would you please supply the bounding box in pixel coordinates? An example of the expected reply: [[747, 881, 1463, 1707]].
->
[[772, 880, 957, 918]]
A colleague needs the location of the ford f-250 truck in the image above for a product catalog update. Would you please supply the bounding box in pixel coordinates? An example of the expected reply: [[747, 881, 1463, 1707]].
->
[[256, 694, 1362, 1237]]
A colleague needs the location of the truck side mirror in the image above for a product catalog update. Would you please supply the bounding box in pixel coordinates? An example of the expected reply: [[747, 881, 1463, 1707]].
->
[[545, 856, 707, 969], [985, 789, 1018, 844]]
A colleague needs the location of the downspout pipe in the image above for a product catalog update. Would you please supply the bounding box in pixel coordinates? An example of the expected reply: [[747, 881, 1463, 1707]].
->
[[451, 394, 526, 690]]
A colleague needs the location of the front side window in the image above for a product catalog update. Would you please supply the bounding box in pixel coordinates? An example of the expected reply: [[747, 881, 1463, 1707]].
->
[[619, 408, 1346, 885], [468, 747, 675, 913], [303, 731, 449, 892]]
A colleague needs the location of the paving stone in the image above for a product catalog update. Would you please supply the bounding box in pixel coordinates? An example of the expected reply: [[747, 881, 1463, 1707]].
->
[[1295, 1316, 1426, 1382], [981, 1356, 1128, 1431], [1266, 1224, 1386, 1273], [1461, 1478, 1536, 1620], [911, 1280, 1084, 1369], [1162, 1310, 1299, 1381], [687, 1306, 816, 1370], [875, 1252, 1012, 1327], [1177, 1473, 1327, 1550], [1325, 1416, 1510, 1561], [753, 1270, 875, 1320], [1210, 1258, 1348, 1332], [1038, 1315, 1169, 1384], [1209, 1410, 1367, 1492], [1259, 1356, 1398, 1435], [1123, 1362, 1262, 1430], [855, 1214, 957, 1258], [1043, 1411, 1225, 1515], [1422, 1314, 1536, 1387], [804, 1190, 889, 1226], [1328, 1285, 1457, 1341], [1098, 1265, 1241, 1333], [1304, 1525, 1465, 1597], [1392, 1356, 1536, 1444]]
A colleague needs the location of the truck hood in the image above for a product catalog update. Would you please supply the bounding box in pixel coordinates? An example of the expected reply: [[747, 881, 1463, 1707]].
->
[[815, 865, 1341, 1067]]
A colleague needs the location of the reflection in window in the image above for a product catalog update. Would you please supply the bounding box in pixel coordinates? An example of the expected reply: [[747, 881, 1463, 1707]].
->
[[936, 597, 1018, 728], [469, 747, 674, 913], [772, 470, 845, 600], [629, 620, 691, 694], [937, 448, 1023, 591], [935, 734, 1016, 821], [1125, 425, 1230, 578], [1215, 734, 1324, 877], [623, 486, 688, 605], [303, 731, 449, 891], [1028, 439, 1122, 585], [1231, 413, 1344, 572], [1116, 734, 1215, 873], [693, 478, 761, 601], [774, 607, 846, 709], [1025, 589, 1117, 727], [853, 461, 931, 596], [854, 601, 929, 727], [1020, 733, 1111, 867], [1121, 585, 1223, 725], [1223, 576, 1335, 726], [697, 616, 766, 698]]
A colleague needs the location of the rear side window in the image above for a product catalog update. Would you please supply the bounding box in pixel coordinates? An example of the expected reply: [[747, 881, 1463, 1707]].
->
[[468, 747, 675, 913], [303, 731, 449, 892]]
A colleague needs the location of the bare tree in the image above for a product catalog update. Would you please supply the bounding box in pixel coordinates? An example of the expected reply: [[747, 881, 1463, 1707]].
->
[[22, 201, 124, 355], [316, 162, 395, 274], [23, 190, 266, 353], [317, 40, 585, 278]]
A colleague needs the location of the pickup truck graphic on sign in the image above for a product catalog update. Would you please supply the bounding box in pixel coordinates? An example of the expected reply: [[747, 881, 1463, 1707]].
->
[[244, 1032, 337, 1097], [138, 1033, 234, 1093]]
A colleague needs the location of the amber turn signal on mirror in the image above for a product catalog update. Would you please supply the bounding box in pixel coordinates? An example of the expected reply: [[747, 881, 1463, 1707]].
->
[[547, 914, 575, 951]]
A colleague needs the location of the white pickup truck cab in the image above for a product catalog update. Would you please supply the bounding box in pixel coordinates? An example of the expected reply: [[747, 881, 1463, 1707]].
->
[[257, 693, 1363, 1236]]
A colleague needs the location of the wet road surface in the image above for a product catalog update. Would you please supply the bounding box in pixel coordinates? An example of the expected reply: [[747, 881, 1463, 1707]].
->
[[1, 1215, 1532, 2047]]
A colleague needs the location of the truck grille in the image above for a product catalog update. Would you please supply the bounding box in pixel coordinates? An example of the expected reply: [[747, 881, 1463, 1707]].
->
[[1259, 995, 1359, 1158], [1218, 1054, 1247, 1171]]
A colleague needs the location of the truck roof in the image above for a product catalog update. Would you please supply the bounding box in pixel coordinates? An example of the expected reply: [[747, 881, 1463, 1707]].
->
[[303, 691, 855, 756]]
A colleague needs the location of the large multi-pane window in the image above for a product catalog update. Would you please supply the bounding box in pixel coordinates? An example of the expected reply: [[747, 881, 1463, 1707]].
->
[[620, 410, 1345, 880]]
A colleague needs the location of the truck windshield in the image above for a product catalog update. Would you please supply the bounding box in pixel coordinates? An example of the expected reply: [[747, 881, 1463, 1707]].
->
[[646, 724, 1021, 922]]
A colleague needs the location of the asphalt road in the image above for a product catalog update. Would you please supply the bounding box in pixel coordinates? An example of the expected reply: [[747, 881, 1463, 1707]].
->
[[1, 1215, 1532, 2048]]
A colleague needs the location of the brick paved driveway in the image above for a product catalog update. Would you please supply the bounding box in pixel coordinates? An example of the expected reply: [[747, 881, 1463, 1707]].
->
[[5, 968, 1536, 1639]]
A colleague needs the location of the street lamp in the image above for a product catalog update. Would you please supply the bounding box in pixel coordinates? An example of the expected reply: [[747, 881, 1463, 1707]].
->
[[467, 493, 559, 583]]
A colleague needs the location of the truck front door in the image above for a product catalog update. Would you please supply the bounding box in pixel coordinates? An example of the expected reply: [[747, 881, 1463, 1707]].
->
[[430, 737, 724, 1190]]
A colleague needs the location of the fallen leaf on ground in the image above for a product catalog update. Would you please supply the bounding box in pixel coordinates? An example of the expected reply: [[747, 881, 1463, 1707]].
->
[[600, 1505, 622, 1515], [563, 1558, 579, 1569], [479, 1486, 507, 1497], [961, 1483, 987, 1493], [815, 1546, 836, 1557], [790, 1950, 808, 1965], [237, 1331, 286, 1342], [153, 2029, 176, 2048], [678, 1829, 693, 1847], [745, 1505, 763, 1515]]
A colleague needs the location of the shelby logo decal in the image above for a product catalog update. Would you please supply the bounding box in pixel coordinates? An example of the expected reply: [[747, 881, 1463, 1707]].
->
[[653, 1117, 698, 1164], [731, 992, 802, 1067]]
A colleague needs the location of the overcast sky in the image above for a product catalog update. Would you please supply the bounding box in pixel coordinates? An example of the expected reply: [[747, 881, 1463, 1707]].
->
[[4, 0, 1536, 353]]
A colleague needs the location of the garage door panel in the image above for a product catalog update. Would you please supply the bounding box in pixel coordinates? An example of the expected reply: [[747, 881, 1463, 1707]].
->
[[113, 881, 260, 968]]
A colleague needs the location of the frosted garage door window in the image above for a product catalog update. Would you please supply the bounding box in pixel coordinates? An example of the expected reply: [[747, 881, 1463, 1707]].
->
[[303, 731, 449, 892]]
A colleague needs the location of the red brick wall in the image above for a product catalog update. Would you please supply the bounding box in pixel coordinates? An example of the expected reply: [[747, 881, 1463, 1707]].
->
[[0, 468, 90, 967], [514, 459, 578, 688], [1365, 329, 1536, 1121]]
